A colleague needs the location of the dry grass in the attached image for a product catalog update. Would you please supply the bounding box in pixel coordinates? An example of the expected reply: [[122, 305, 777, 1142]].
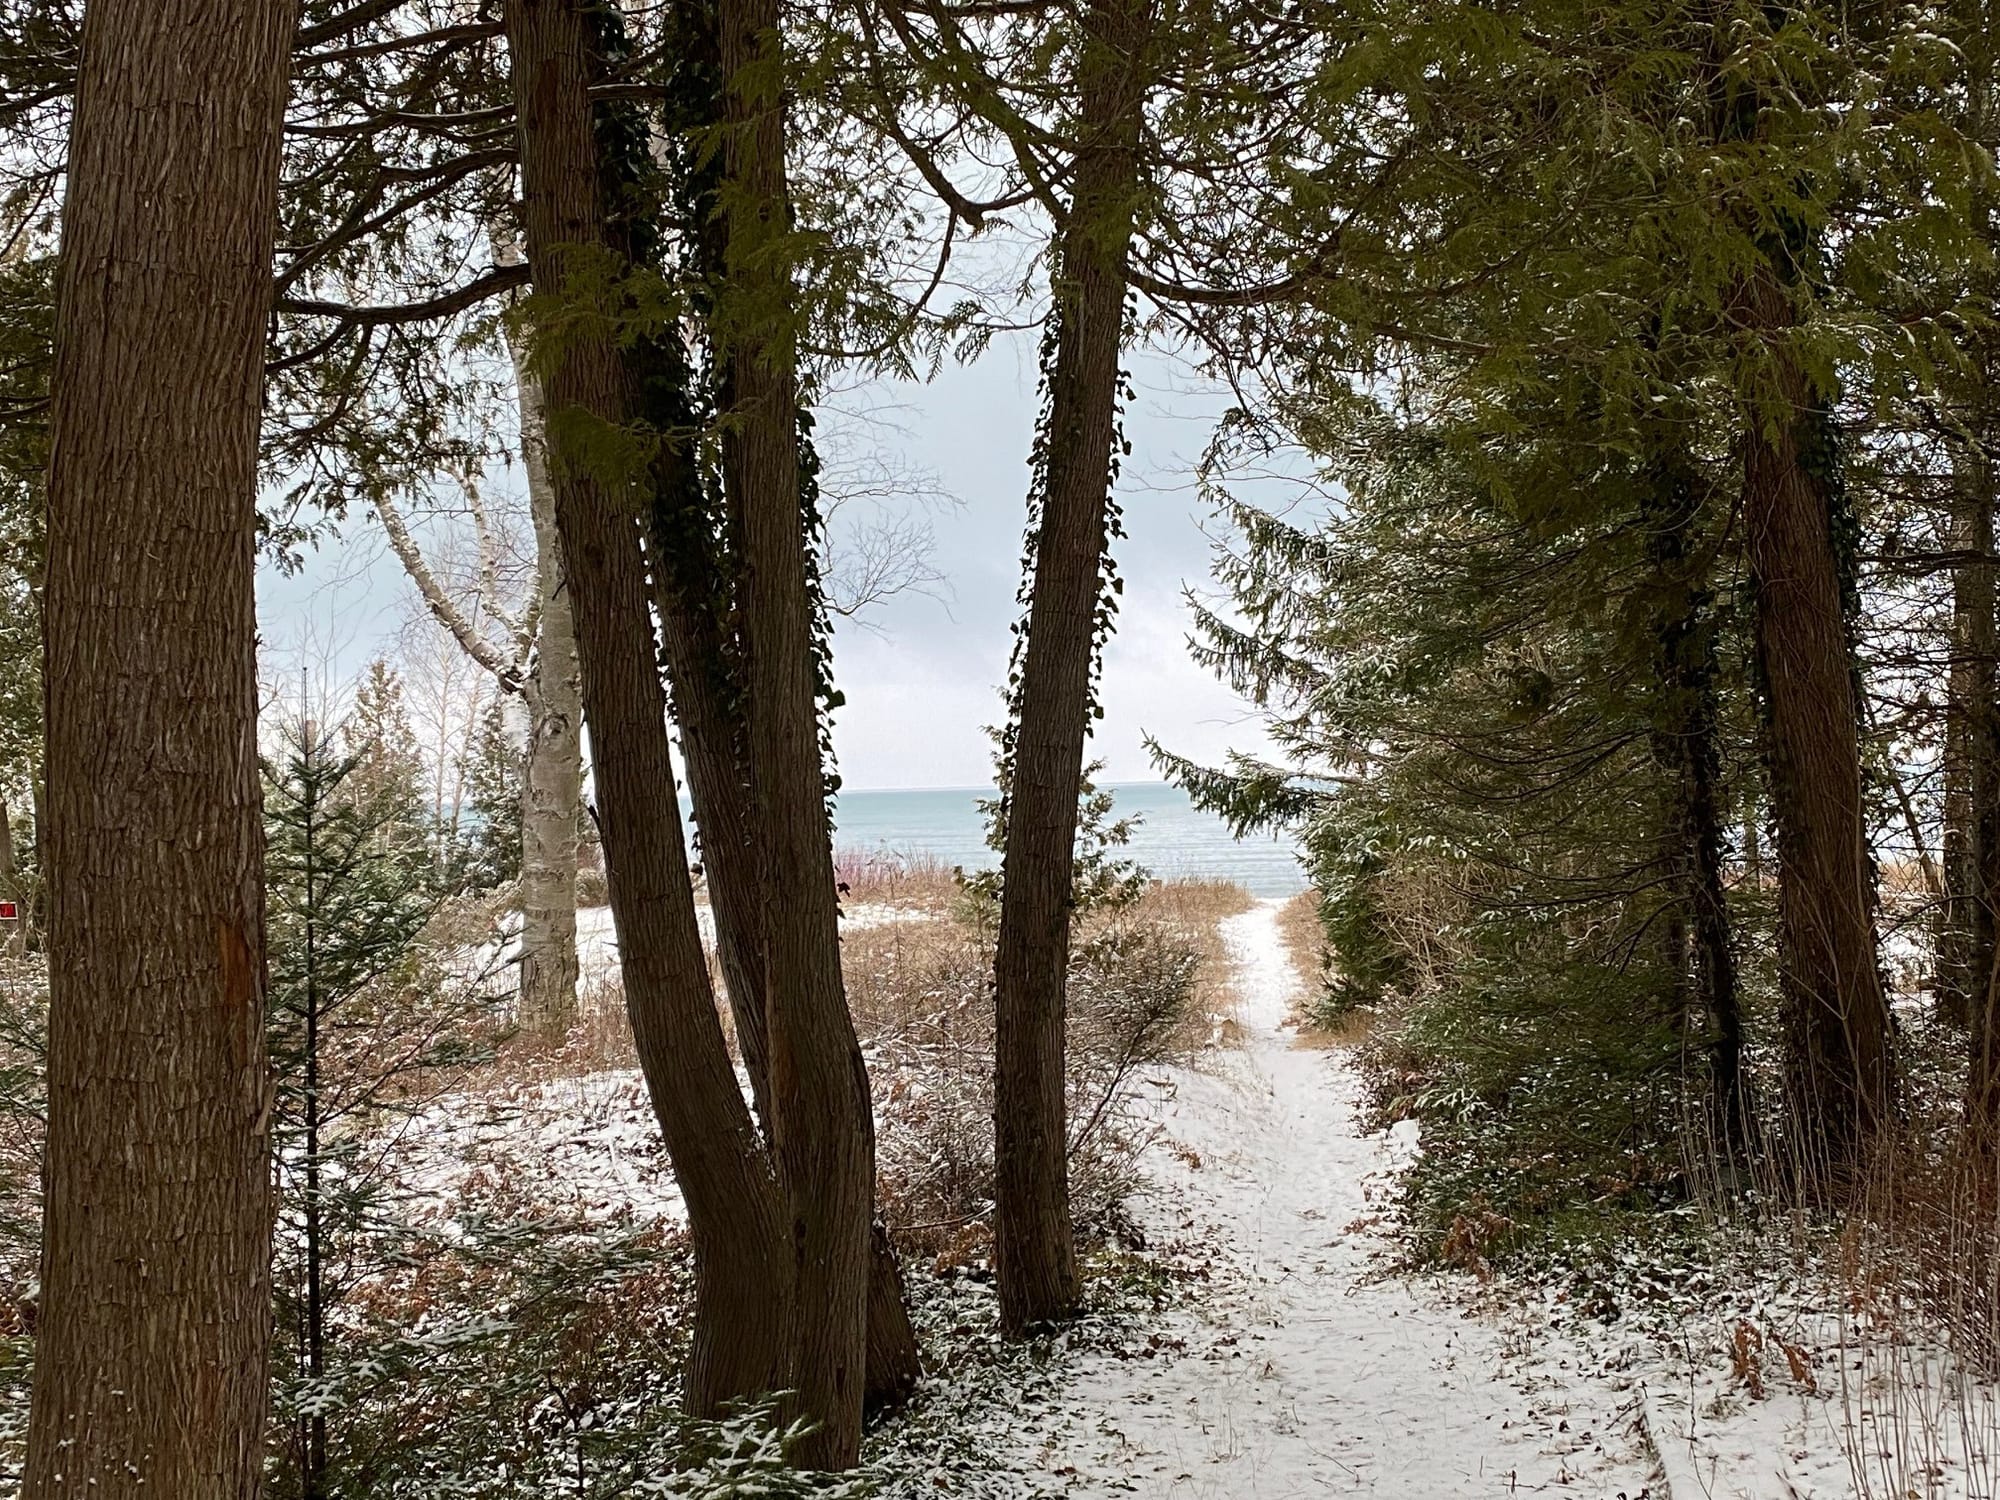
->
[[1820, 1130, 2000, 1498], [834, 848, 961, 913], [1128, 877, 1256, 928], [1116, 878, 1253, 1020], [1277, 890, 1326, 991], [488, 876, 1259, 1268], [839, 912, 968, 1038], [1876, 857, 1937, 905]]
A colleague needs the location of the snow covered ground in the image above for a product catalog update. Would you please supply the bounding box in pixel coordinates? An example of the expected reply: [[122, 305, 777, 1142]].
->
[[417, 890, 2000, 1497], [976, 898, 2000, 1498], [990, 899, 1664, 1497]]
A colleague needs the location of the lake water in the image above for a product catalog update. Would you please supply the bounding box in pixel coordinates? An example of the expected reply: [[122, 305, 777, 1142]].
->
[[827, 781, 1309, 898]]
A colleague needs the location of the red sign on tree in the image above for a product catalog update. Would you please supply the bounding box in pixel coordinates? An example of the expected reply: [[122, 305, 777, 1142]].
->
[[0, 902, 17, 922]]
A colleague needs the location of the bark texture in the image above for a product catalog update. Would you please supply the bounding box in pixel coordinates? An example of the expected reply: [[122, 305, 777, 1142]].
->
[[506, 0, 791, 1411], [716, 0, 877, 1459], [1940, 440, 1995, 1028], [992, 0, 1148, 1335], [1954, 434, 2000, 1132], [24, 0, 296, 1493], [646, 442, 922, 1413], [1737, 267, 1896, 1183], [512, 349, 584, 1034], [1643, 451, 1747, 1151]]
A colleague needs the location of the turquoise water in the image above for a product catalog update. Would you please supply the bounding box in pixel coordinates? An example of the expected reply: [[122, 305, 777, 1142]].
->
[[828, 781, 1309, 898]]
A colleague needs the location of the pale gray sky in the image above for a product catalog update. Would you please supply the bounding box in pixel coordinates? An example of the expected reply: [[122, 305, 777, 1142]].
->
[[258, 329, 1287, 792]]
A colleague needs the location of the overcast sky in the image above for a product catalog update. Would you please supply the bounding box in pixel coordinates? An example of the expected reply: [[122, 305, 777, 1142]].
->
[[259, 328, 1288, 792]]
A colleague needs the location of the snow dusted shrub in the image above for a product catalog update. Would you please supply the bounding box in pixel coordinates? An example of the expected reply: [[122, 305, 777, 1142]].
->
[[1355, 954, 1695, 1268], [858, 914, 1204, 1268], [273, 1179, 871, 1499]]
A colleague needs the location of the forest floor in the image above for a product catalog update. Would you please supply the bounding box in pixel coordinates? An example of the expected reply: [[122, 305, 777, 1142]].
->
[[959, 898, 1665, 1498], [935, 898, 1954, 1500], [418, 892, 1983, 1497]]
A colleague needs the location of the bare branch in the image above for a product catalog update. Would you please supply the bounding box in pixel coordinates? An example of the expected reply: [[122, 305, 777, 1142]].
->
[[376, 492, 526, 695], [275, 261, 531, 327]]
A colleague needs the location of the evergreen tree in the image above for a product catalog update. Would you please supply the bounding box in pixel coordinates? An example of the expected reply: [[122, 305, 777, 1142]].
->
[[263, 708, 447, 1498], [461, 700, 525, 893]]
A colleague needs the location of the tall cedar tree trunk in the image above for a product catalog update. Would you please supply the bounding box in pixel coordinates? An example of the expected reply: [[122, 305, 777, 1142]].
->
[[23, 0, 296, 1494], [504, 0, 793, 1411], [1737, 264, 1897, 1183], [1957, 433, 2000, 1130], [1644, 452, 1748, 1152], [992, 0, 1149, 1334], [299, 730, 329, 1500], [634, 0, 919, 1402], [715, 0, 879, 1460], [1938, 435, 1996, 1028], [510, 346, 585, 1033], [643, 525, 923, 1409], [1939, 473, 1979, 1023], [1703, 1, 1893, 1188]]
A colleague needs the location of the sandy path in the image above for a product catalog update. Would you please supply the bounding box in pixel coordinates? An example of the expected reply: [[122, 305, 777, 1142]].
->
[[1012, 898, 1661, 1498]]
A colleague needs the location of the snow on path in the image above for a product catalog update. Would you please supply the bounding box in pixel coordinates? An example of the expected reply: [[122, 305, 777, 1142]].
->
[[1010, 899, 1661, 1498]]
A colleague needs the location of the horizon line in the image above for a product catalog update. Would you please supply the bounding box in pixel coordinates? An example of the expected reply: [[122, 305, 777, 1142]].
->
[[833, 777, 1175, 796]]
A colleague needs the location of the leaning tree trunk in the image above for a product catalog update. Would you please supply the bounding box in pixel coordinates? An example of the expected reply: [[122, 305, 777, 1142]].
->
[[24, 0, 295, 1494], [505, 0, 792, 1412], [510, 344, 584, 1034], [645, 450, 922, 1412], [716, 0, 878, 1461], [992, 0, 1149, 1336], [1737, 266, 1896, 1187]]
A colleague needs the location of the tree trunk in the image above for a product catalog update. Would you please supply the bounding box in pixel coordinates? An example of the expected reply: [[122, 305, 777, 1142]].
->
[[645, 432, 923, 1414], [715, 0, 876, 1461], [1940, 439, 1994, 1027], [992, 0, 1149, 1336], [1686, 688, 1747, 1154], [1737, 266, 1896, 1185], [1956, 434, 2000, 1131], [511, 344, 584, 1035], [0, 792, 14, 958], [1644, 451, 1748, 1153], [1743, 784, 1762, 886], [642, 503, 773, 1129], [0, 790, 13, 952], [504, 0, 791, 1412], [24, 0, 295, 1493], [300, 733, 328, 1500]]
